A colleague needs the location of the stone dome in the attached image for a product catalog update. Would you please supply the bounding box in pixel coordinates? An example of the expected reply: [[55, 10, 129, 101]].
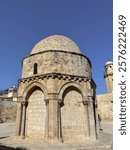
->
[[105, 61, 113, 66], [30, 35, 81, 55]]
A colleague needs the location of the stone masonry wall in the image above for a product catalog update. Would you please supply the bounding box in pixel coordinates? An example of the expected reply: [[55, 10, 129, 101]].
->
[[22, 51, 91, 79], [17, 76, 96, 141], [25, 89, 46, 139], [97, 93, 113, 123], [61, 89, 87, 143], [0, 100, 17, 123]]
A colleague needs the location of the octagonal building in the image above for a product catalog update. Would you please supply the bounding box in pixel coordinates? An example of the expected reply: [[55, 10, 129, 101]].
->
[[16, 35, 97, 143]]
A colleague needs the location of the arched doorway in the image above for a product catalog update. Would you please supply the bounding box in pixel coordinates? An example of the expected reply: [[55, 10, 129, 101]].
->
[[25, 86, 46, 139], [60, 86, 87, 143]]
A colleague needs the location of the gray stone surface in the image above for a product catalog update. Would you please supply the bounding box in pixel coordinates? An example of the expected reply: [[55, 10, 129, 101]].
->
[[97, 93, 113, 123], [31, 35, 81, 54], [0, 100, 17, 123], [0, 123, 112, 150]]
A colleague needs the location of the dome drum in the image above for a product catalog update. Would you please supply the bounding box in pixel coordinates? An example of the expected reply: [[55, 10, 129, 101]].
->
[[22, 50, 91, 79]]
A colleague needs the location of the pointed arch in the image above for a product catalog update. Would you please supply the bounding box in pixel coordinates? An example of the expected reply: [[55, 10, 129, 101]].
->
[[22, 82, 47, 101], [58, 82, 87, 102], [58, 82, 88, 142]]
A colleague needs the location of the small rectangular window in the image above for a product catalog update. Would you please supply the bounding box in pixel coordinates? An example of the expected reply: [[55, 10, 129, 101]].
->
[[34, 63, 38, 74]]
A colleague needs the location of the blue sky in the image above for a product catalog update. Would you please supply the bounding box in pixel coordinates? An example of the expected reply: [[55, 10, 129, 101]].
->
[[0, 0, 112, 94]]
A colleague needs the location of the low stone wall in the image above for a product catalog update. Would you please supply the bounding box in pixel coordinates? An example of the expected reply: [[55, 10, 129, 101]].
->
[[0, 100, 17, 123]]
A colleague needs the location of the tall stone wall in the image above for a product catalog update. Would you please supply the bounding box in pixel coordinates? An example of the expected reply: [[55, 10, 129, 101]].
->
[[97, 93, 113, 123]]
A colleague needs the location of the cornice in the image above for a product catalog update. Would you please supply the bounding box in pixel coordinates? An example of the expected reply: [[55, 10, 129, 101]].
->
[[19, 73, 90, 84]]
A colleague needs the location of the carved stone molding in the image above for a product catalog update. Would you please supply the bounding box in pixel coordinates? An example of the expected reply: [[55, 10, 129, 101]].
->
[[19, 73, 89, 84], [44, 99, 49, 105], [82, 100, 88, 106]]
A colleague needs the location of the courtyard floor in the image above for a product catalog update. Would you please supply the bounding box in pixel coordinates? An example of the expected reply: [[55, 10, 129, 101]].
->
[[0, 123, 112, 150]]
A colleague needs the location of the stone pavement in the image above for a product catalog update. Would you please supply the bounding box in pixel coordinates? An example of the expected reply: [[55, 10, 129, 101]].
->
[[0, 123, 112, 150]]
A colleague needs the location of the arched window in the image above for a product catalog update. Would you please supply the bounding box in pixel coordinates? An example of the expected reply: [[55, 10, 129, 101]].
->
[[34, 63, 38, 74]]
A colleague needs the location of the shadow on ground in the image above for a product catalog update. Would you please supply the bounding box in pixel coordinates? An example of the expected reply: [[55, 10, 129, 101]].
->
[[0, 136, 10, 140], [0, 145, 27, 150]]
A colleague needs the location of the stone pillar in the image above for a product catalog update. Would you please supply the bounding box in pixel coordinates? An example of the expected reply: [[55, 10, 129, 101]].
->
[[15, 102, 22, 136], [57, 100, 62, 142], [95, 99, 100, 134], [48, 93, 59, 143], [20, 101, 27, 139], [88, 96, 97, 139], [44, 99, 49, 142], [83, 100, 90, 138]]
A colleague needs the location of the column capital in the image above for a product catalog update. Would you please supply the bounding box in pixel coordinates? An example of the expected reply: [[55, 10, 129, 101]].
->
[[17, 96, 23, 102], [44, 99, 49, 105], [47, 93, 58, 100], [82, 100, 88, 105], [58, 99, 62, 104], [21, 101, 28, 106], [88, 96, 93, 102]]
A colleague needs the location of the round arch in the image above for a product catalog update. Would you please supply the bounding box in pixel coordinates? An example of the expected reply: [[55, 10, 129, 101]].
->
[[22, 81, 47, 101]]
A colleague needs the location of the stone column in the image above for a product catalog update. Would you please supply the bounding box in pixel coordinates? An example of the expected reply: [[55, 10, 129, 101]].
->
[[57, 100, 62, 142], [48, 93, 59, 143], [44, 99, 49, 142], [83, 100, 90, 138], [95, 99, 100, 134], [15, 102, 22, 136], [20, 101, 27, 139], [88, 96, 97, 139]]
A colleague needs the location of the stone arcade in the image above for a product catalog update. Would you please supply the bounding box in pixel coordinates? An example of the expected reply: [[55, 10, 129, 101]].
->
[[15, 35, 98, 143]]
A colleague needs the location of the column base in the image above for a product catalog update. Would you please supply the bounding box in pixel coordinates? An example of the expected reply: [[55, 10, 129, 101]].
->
[[20, 135, 25, 139], [58, 138, 63, 143], [48, 137, 62, 144]]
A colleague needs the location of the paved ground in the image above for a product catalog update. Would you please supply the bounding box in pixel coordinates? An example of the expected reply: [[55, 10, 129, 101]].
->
[[0, 123, 113, 150], [101, 123, 113, 134]]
